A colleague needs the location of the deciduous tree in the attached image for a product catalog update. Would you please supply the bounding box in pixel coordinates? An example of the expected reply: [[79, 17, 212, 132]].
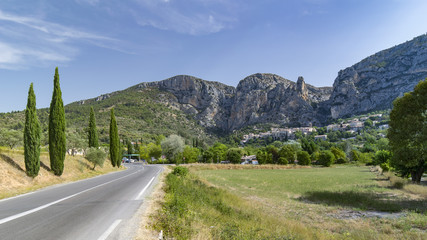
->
[[85, 147, 106, 170], [161, 135, 184, 163], [388, 79, 427, 183]]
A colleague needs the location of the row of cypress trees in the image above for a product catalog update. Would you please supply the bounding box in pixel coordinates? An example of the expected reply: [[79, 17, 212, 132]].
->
[[24, 67, 66, 177], [90, 106, 121, 168], [24, 67, 121, 177]]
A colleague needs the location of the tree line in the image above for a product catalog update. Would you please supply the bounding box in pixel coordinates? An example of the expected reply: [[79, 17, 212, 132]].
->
[[21, 68, 122, 177]]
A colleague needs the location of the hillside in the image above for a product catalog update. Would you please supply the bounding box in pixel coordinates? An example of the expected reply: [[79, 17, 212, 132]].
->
[[1, 34, 427, 144], [329, 34, 427, 119], [0, 148, 118, 199]]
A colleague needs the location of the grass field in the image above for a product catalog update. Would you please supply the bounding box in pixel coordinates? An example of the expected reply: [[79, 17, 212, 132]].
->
[[193, 165, 426, 239], [153, 164, 426, 239], [0, 147, 120, 199]]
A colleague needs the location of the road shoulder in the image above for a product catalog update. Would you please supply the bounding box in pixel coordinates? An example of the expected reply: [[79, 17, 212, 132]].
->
[[134, 165, 170, 240]]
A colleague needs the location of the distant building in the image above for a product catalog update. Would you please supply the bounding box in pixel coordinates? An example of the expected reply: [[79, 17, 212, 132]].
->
[[327, 124, 340, 132], [241, 155, 257, 164], [349, 121, 363, 128], [314, 135, 328, 141]]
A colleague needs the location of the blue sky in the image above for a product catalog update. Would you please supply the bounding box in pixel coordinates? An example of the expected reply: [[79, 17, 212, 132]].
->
[[0, 0, 426, 113]]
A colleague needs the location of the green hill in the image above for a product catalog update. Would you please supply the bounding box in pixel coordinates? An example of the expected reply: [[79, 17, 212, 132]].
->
[[0, 85, 216, 150]]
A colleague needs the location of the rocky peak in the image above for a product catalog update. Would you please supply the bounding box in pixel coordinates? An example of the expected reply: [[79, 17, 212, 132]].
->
[[137, 75, 235, 129], [329, 33, 427, 119], [296, 76, 308, 100], [236, 73, 294, 93]]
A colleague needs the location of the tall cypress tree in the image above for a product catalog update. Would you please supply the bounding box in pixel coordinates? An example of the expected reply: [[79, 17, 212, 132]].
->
[[49, 67, 66, 176], [24, 83, 41, 177], [109, 108, 119, 167], [88, 107, 99, 148], [116, 139, 122, 167]]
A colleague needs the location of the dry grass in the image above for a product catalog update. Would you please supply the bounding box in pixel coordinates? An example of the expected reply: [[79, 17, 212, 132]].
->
[[404, 184, 427, 199], [134, 167, 170, 240], [0, 148, 120, 200], [186, 163, 311, 171]]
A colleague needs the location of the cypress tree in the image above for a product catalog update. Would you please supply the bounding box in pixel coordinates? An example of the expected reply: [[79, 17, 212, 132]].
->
[[116, 139, 122, 167], [24, 83, 41, 177], [88, 107, 99, 148], [109, 108, 119, 167], [49, 67, 66, 176]]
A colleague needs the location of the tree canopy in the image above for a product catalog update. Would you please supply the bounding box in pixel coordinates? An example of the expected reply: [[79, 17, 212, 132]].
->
[[388, 79, 427, 183], [161, 134, 184, 163]]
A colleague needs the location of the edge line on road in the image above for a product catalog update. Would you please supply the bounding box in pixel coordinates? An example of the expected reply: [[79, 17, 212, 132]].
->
[[97, 219, 122, 240], [0, 170, 140, 225], [135, 177, 155, 200]]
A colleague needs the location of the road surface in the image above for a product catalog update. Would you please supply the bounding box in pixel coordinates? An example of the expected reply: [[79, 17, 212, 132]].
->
[[0, 163, 163, 240]]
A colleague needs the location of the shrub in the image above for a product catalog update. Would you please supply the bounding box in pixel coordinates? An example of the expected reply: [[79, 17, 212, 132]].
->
[[380, 162, 390, 172], [317, 150, 335, 167], [278, 157, 288, 165], [85, 147, 107, 170], [173, 166, 189, 177], [373, 150, 392, 165], [330, 147, 347, 164], [296, 151, 311, 165], [385, 172, 406, 189]]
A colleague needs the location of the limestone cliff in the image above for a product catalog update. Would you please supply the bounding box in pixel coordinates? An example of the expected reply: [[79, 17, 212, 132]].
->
[[77, 34, 427, 133], [136, 75, 235, 129], [228, 74, 332, 130], [329, 34, 427, 119]]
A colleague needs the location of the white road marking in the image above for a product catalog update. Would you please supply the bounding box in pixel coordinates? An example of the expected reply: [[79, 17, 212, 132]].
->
[[0, 168, 124, 204], [135, 177, 155, 200], [97, 219, 122, 240], [0, 170, 140, 225]]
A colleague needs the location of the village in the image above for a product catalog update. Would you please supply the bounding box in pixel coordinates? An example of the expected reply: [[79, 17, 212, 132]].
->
[[240, 113, 389, 145]]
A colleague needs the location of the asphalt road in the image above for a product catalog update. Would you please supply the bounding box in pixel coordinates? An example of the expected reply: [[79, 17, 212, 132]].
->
[[0, 163, 163, 240]]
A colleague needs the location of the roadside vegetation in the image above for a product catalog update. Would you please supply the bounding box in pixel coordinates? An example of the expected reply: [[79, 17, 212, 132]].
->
[[152, 166, 296, 239], [152, 165, 426, 239], [0, 147, 119, 200]]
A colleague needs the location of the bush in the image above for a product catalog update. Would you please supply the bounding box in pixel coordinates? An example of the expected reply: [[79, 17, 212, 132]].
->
[[380, 162, 390, 172], [317, 150, 335, 167], [385, 172, 406, 189], [296, 151, 311, 165], [278, 157, 288, 165], [85, 147, 107, 170], [373, 150, 392, 165], [173, 166, 189, 177], [330, 147, 347, 164]]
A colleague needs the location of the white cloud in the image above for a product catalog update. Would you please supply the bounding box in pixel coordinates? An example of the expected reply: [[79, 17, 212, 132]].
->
[[0, 9, 126, 69], [131, 0, 237, 35]]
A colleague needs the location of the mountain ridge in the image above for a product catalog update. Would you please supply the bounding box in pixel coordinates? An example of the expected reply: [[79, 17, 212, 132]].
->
[[74, 29, 427, 131], [4, 33, 426, 142]]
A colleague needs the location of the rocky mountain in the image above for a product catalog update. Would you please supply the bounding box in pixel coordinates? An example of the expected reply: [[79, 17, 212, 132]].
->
[[228, 74, 331, 130], [135, 75, 235, 130], [67, 33, 427, 134], [118, 74, 331, 131], [329, 34, 427, 119]]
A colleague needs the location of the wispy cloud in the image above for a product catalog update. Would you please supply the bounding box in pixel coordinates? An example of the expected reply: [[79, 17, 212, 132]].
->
[[0, 9, 126, 69], [130, 0, 238, 35]]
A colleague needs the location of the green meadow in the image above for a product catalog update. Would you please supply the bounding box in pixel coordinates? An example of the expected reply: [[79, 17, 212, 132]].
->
[[153, 165, 426, 240]]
